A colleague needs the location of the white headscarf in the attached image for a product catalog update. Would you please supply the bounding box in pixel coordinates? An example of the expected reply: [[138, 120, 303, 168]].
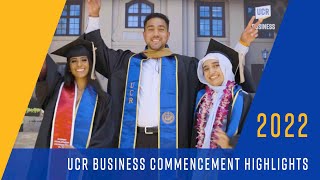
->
[[197, 53, 235, 92]]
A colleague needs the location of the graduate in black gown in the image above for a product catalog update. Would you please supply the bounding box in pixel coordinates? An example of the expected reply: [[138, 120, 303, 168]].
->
[[83, 0, 262, 148], [35, 38, 114, 148], [191, 39, 252, 149]]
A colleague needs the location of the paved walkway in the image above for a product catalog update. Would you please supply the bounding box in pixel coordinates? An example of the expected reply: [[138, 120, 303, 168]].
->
[[13, 116, 42, 148], [14, 132, 38, 148]]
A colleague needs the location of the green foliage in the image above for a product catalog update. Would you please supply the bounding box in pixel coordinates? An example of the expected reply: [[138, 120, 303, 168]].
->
[[26, 108, 41, 114]]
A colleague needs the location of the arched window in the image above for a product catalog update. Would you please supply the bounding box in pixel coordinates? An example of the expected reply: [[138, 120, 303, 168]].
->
[[126, 0, 154, 28]]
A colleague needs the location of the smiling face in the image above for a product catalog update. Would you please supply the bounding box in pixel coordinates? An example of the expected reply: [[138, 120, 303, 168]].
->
[[69, 56, 90, 80], [143, 17, 170, 51], [202, 59, 224, 86]]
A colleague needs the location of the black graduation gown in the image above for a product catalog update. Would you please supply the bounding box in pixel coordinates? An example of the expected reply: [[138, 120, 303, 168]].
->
[[34, 55, 114, 148], [84, 30, 202, 148], [190, 88, 252, 148]]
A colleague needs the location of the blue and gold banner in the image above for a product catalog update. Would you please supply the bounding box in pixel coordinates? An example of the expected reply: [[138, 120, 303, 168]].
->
[[227, 86, 244, 137], [119, 54, 142, 148], [73, 85, 98, 148], [159, 56, 178, 148]]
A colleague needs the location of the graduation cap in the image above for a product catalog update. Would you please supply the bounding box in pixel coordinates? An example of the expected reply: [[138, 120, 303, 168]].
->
[[51, 38, 97, 80], [205, 38, 256, 93], [206, 38, 240, 80]]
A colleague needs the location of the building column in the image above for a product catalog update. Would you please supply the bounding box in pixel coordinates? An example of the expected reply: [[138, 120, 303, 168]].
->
[[229, 0, 245, 47], [167, 0, 183, 54]]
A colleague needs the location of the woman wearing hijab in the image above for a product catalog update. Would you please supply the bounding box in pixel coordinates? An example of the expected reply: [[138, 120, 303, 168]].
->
[[192, 39, 252, 149], [35, 38, 114, 148]]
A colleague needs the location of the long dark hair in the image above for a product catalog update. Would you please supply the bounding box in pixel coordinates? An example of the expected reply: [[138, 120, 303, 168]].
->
[[64, 57, 107, 99]]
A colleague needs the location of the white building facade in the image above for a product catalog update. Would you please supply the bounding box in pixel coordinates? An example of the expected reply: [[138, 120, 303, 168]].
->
[[49, 0, 288, 87]]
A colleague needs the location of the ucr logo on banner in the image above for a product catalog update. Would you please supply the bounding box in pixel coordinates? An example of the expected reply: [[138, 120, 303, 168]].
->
[[255, 5, 271, 19]]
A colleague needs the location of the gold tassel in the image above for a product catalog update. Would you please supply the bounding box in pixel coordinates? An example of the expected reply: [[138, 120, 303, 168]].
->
[[91, 42, 97, 80]]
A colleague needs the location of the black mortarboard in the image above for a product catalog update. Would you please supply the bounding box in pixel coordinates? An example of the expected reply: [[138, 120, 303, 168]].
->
[[52, 38, 93, 60], [206, 38, 239, 76], [51, 38, 97, 79], [206, 38, 256, 93]]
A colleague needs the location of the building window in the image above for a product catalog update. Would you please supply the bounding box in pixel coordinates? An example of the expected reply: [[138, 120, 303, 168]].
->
[[55, 0, 82, 36], [244, 0, 288, 39], [197, 2, 225, 37], [126, 0, 154, 28]]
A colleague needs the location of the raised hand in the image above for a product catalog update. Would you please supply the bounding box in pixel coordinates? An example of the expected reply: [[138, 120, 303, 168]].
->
[[240, 16, 263, 46], [213, 128, 232, 149], [87, 0, 101, 17]]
